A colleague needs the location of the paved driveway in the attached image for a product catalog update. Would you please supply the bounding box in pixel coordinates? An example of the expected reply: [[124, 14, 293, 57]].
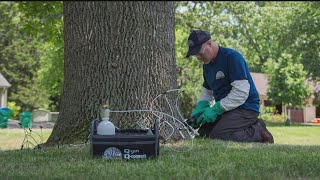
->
[[6, 119, 55, 129]]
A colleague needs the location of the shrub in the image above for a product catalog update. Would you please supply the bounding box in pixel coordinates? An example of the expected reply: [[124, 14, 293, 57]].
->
[[259, 113, 272, 122], [270, 114, 286, 123], [259, 105, 286, 123], [259, 105, 275, 121], [7, 101, 21, 119]]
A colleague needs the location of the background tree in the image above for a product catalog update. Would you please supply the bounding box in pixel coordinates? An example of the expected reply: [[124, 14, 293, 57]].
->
[[1, 1, 318, 142], [287, 2, 320, 80], [175, 2, 319, 117], [17, 2, 64, 111], [265, 53, 312, 121], [46, 1, 177, 144], [0, 2, 50, 112], [175, 2, 235, 116]]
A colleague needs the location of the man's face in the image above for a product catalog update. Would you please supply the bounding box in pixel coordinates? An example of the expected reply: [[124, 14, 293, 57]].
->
[[194, 41, 212, 64]]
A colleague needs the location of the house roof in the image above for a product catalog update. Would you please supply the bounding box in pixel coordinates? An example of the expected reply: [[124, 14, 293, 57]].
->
[[0, 73, 11, 88], [250, 72, 268, 96]]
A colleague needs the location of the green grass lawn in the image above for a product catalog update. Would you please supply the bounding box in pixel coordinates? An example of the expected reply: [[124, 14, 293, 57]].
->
[[0, 129, 52, 150], [0, 123, 319, 179]]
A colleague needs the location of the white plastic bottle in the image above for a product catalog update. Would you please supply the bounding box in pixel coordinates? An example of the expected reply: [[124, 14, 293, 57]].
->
[[97, 108, 116, 135]]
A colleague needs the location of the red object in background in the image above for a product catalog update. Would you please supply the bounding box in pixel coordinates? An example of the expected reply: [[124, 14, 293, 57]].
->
[[311, 118, 320, 124]]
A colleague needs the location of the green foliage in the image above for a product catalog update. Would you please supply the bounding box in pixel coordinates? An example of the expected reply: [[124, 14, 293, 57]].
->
[[37, 42, 64, 111], [259, 105, 286, 123], [270, 114, 286, 123], [175, 2, 319, 117], [17, 2, 63, 44], [259, 105, 276, 121], [287, 2, 320, 79], [175, 2, 240, 118], [7, 101, 21, 119], [0, 2, 64, 112], [2, 1, 318, 116], [0, 2, 50, 111], [17, 2, 64, 111], [265, 53, 312, 108]]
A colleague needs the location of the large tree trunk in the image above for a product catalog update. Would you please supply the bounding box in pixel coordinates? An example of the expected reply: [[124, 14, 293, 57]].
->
[[46, 1, 178, 145]]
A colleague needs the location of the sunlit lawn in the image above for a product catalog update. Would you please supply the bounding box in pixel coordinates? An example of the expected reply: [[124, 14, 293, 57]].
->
[[270, 125, 320, 145], [0, 128, 52, 150], [0, 123, 319, 179]]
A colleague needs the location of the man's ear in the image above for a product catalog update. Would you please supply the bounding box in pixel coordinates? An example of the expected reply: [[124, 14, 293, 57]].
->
[[207, 40, 213, 47]]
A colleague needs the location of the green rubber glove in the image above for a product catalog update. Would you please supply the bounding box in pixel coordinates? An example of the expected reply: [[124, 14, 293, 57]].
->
[[188, 101, 210, 129], [196, 101, 225, 126], [191, 101, 210, 118]]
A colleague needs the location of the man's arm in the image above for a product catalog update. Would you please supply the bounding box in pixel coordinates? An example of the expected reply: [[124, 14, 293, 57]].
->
[[198, 86, 214, 102], [220, 79, 250, 111], [220, 51, 251, 111], [187, 86, 214, 128], [195, 52, 251, 125]]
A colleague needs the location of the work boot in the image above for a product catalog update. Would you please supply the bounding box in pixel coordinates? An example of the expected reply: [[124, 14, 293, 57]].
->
[[257, 119, 274, 143]]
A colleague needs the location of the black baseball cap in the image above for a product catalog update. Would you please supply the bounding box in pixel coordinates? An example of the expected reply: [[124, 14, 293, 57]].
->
[[186, 30, 211, 58]]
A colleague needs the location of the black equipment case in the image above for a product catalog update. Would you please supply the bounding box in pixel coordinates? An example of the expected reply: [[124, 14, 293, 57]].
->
[[90, 119, 160, 160]]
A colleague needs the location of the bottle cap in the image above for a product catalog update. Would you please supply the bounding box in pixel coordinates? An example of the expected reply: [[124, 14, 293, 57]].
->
[[100, 103, 110, 118]]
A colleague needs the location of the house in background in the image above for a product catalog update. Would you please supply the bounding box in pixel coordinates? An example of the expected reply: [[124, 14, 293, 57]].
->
[[0, 73, 11, 108], [251, 72, 319, 123]]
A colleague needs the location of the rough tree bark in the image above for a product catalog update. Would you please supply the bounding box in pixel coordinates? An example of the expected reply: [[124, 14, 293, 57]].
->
[[46, 1, 178, 145]]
